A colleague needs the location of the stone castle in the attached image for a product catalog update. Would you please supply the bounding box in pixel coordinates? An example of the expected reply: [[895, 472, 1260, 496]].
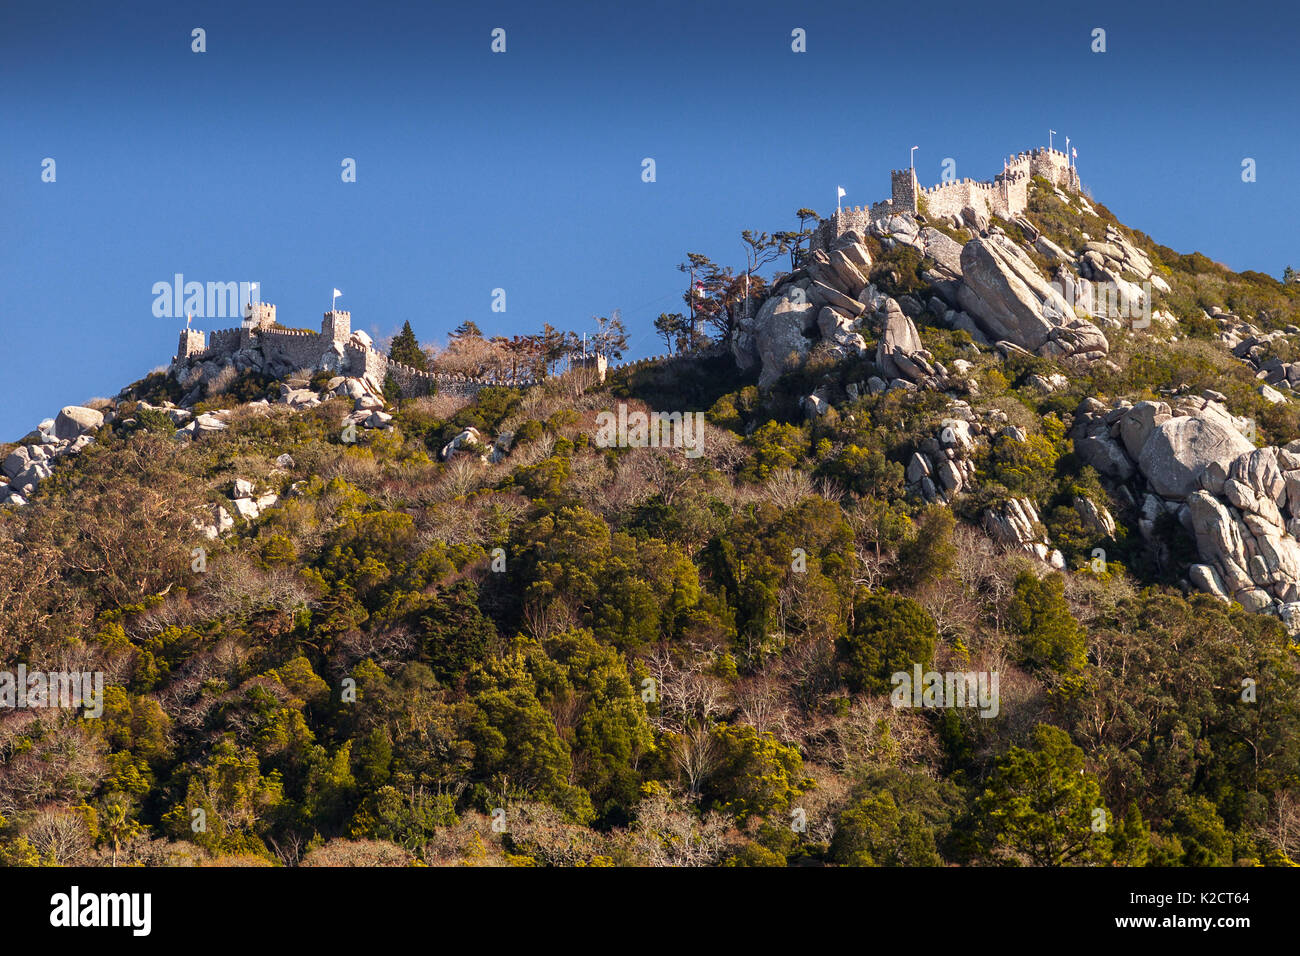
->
[[175, 303, 555, 397], [811, 146, 1081, 251]]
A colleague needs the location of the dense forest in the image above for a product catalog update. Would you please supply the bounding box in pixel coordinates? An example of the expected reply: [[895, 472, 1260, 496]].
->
[[3, 184, 1300, 867]]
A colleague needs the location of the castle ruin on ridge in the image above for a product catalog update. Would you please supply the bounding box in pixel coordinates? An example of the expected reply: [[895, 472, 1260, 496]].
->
[[811, 146, 1080, 251], [174, 303, 551, 398]]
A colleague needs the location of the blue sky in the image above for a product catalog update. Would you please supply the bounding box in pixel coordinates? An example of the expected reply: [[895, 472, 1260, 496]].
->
[[2, 0, 1297, 438]]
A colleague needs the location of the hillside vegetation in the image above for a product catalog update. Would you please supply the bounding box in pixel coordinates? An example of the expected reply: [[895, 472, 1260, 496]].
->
[[3, 181, 1300, 868]]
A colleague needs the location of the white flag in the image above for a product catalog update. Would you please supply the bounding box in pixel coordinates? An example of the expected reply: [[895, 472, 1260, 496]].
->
[[332, 288, 343, 298], [837, 186, 846, 198]]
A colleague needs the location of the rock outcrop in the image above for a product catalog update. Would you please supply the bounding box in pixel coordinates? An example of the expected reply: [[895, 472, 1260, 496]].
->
[[875, 298, 943, 387], [981, 497, 1065, 569], [957, 235, 1108, 362], [1137, 412, 1255, 500], [1, 408, 108, 505], [734, 285, 818, 388], [732, 230, 877, 387], [1072, 393, 1300, 628]]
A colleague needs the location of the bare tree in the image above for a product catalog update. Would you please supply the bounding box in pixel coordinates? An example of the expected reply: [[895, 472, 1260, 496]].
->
[[671, 723, 722, 801], [1261, 790, 1300, 862], [628, 787, 736, 866]]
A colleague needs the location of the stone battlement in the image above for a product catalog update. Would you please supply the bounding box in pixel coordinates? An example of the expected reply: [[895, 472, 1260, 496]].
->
[[175, 307, 549, 400], [261, 327, 317, 337], [812, 145, 1081, 251], [243, 302, 277, 329]]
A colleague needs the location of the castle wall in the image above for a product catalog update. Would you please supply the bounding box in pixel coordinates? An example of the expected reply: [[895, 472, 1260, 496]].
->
[[386, 360, 440, 397], [921, 179, 980, 220], [209, 328, 246, 355], [178, 329, 206, 360], [811, 145, 1080, 249], [345, 342, 390, 382], [173, 300, 598, 404], [260, 328, 329, 372]]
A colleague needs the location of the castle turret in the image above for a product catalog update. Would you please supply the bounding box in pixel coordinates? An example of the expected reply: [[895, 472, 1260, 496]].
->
[[1028, 147, 1077, 191], [322, 310, 351, 344], [890, 167, 918, 215], [177, 328, 206, 362], [571, 351, 608, 385], [243, 302, 276, 330]]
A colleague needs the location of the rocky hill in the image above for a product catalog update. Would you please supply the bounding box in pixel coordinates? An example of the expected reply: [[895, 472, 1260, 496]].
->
[[733, 176, 1300, 631], [2, 169, 1300, 868]]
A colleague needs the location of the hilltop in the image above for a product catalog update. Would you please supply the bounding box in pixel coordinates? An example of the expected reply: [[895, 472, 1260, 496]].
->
[[2, 146, 1300, 868]]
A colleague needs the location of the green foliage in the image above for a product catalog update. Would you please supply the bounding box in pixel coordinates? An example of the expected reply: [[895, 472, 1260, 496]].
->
[[707, 386, 761, 434], [838, 591, 938, 693], [739, 421, 808, 482], [389, 321, 427, 370], [976, 724, 1111, 866], [830, 770, 962, 866], [702, 723, 810, 822], [869, 244, 932, 298], [894, 506, 956, 588], [707, 498, 853, 651], [10, 279, 1300, 867], [1008, 572, 1086, 673]]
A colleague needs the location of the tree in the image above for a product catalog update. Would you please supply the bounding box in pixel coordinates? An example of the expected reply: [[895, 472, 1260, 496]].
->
[[894, 506, 957, 589], [464, 671, 594, 822], [702, 723, 810, 822], [591, 311, 628, 359], [679, 253, 743, 343], [838, 591, 937, 693], [439, 327, 501, 377], [975, 724, 1111, 866], [830, 769, 963, 867], [418, 581, 498, 683], [1008, 571, 1086, 672], [739, 230, 790, 322], [776, 208, 820, 269], [98, 793, 142, 867], [654, 312, 686, 354], [540, 323, 579, 374], [389, 321, 427, 370]]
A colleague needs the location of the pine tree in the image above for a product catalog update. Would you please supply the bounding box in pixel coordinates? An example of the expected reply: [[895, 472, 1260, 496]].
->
[[389, 321, 427, 370]]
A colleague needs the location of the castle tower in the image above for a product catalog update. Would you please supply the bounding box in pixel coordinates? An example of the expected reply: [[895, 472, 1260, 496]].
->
[[890, 168, 918, 215], [1028, 147, 1075, 191], [571, 351, 608, 386], [177, 328, 206, 361], [243, 302, 276, 330], [322, 310, 351, 344]]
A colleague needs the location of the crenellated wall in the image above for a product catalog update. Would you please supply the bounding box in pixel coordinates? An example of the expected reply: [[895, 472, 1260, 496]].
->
[[260, 327, 331, 372], [174, 306, 544, 399], [811, 146, 1081, 251]]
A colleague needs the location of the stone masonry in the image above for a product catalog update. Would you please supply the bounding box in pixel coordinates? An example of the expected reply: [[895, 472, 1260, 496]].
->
[[176, 303, 542, 398], [811, 146, 1081, 252]]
